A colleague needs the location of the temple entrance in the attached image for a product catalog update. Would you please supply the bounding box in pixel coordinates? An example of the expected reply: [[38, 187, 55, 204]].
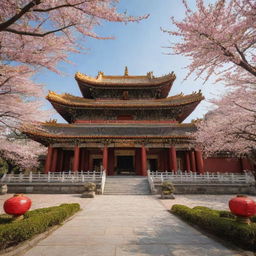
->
[[148, 159, 157, 172], [93, 158, 102, 172], [116, 155, 135, 175]]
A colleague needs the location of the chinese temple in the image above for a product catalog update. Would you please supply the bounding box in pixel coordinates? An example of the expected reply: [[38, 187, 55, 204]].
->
[[24, 68, 251, 175]]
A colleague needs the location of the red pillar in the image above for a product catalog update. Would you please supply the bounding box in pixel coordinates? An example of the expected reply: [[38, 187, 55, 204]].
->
[[169, 146, 177, 173], [85, 150, 90, 170], [57, 149, 64, 172], [73, 146, 80, 172], [80, 148, 85, 171], [195, 150, 204, 174], [164, 149, 169, 171], [108, 148, 115, 175], [135, 148, 141, 175], [141, 145, 147, 176], [158, 152, 164, 171], [51, 148, 58, 172], [185, 152, 191, 171], [190, 151, 196, 172], [44, 146, 53, 173], [103, 145, 108, 173]]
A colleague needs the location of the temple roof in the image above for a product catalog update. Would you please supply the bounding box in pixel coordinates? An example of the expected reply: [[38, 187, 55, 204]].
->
[[47, 91, 203, 108], [23, 123, 196, 146], [46, 91, 203, 123], [75, 69, 176, 99]]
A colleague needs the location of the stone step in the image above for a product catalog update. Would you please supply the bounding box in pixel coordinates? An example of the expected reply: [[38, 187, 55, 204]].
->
[[105, 180, 147, 182], [105, 183, 147, 188], [104, 176, 150, 195], [105, 184, 148, 186], [104, 189, 149, 192], [104, 193, 150, 195]]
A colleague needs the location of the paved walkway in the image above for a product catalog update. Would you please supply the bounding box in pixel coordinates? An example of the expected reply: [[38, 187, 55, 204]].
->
[[23, 195, 249, 256]]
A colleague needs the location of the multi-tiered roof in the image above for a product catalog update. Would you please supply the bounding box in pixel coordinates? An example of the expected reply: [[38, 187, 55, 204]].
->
[[25, 68, 204, 147]]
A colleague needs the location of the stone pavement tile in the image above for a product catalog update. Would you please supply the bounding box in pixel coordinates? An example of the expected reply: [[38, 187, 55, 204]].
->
[[22, 195, 247, 256], [105, 227, 134, 235], [126, 233, 214, 245], [167, 244, 246, 256], [116, 244, 171, 256], [62, 219, 108, 228], [52, 226, 106, 236], [24, 245, 116, 256], [38, 234, 125, 246]]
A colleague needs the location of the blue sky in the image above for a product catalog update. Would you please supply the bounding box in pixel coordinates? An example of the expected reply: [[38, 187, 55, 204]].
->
[[35, 0, 227, 123]]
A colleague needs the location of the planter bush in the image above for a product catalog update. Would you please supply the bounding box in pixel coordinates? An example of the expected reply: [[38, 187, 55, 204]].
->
[[171, 204, 256, 250], [160, 181, 175, 199], [83, 182, 96, 192], [0, 203, 80, 250]]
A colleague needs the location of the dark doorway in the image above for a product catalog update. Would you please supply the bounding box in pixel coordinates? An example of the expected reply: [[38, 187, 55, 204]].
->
[[116, 156, 134, 175], [93, 158, 102, 171], [149, 159, 157, 171]]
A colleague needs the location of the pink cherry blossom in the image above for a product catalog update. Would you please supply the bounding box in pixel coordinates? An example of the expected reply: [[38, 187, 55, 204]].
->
[[166, 0, 256, 84], [167, 0, 256, 166], [0, 1, 147, 168], [195, 87, 256, 165]]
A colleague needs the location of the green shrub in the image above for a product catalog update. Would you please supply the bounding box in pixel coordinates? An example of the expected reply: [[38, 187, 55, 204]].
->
[[171, 204, 256, 250], [0, 203, 80, 250], [161, 181, 175, 194], [218, 210, 235, 219], [0, 215, 13, 225], [192, 206, 212, 211], [250, 215, 256, 223]]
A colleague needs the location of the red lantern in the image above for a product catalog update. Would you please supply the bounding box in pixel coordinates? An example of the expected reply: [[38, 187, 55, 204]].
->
[[4, 194, 32, 216], [229, 195, 256, 224]]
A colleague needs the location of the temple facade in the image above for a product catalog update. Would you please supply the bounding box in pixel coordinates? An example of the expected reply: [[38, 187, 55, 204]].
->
[[25, 68, 251, 175]]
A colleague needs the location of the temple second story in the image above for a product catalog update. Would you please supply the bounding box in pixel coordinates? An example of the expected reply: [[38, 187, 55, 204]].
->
[[47, 68, 204, 124]]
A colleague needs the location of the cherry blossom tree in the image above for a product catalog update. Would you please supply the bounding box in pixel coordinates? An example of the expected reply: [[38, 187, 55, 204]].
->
[[0, 65, 48, 169], [0, 0, 147, 168], [166, 0, 256, 166], [195, 87, 256, 165], [166, 0, 256, 84]]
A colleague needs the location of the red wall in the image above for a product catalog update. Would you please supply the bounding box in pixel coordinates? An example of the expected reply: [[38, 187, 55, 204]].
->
[[204, 157, 243, 173]]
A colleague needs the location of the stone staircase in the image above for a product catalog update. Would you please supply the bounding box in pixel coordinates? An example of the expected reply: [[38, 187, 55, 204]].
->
[[103, 176, 151, 195]]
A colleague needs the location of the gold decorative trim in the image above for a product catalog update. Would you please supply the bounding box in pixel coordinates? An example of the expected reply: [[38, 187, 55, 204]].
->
[[74, 71, 176, 86], [23, 126, 194, 140], [46, 91, 204, 108], [39, 122, 196, 128]]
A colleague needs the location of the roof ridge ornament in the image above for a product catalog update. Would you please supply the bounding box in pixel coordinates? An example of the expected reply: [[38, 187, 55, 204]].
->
[[45, 119, 57, 125], [97, 71, 104, 79], [124, 66, 128, 76], [147, 71, 154, 79]]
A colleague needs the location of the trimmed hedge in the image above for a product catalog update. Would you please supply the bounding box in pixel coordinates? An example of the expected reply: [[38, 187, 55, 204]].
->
[[0, 203, 80, 250], [171, 204, 256, 250]]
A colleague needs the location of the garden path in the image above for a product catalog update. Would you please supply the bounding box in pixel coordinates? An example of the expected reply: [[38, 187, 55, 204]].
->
[[21, 195, 251, 256]]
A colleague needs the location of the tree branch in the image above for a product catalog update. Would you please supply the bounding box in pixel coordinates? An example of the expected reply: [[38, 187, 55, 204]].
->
[[234, 102, 256, 113], [199, 32, 256, 77], [33, 1, 88, 12], [234, 44, 248, 63], [4, 24, 75, 37], [0, 0, 41, 31]]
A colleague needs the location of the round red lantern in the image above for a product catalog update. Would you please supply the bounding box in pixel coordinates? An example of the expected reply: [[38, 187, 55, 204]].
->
[[4, 194, 32, 218], [229, 195, 256, 224]]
